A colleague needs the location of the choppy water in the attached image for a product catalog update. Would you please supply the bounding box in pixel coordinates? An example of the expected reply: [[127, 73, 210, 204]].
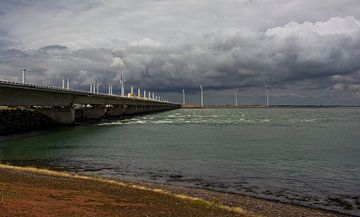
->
[[1, 108, 360, 215]]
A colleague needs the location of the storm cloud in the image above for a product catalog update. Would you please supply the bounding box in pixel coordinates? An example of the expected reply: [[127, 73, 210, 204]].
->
[[0, 0, 360, 105]]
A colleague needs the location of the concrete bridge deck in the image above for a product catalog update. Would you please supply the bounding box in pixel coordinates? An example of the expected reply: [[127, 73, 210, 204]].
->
[[0, 80, 177, 107], [0, 80, 180, 128]]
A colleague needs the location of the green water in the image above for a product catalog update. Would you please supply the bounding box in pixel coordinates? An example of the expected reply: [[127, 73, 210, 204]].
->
[[0, 108, 359, 215]]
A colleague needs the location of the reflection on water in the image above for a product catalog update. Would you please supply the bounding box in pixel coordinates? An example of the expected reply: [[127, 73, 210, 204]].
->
[[1, 108, 360, 215]]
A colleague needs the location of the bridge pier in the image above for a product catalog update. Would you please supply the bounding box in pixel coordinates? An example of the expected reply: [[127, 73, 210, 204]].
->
[[37, 107, 75, 125], [123, 105, 138, 116], [83, 107, 107, 120], [106, 106, 126, 118]]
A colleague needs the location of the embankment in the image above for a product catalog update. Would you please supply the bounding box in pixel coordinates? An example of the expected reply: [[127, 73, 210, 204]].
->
[[0, 164, 345, 217], [0, 164, 248, 217]]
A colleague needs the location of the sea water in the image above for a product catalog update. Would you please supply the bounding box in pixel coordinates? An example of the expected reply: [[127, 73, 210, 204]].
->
[[1, 108, 359, 215]]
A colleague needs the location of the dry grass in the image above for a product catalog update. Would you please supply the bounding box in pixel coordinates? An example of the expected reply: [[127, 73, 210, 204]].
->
[[0, 163, 262, 217]]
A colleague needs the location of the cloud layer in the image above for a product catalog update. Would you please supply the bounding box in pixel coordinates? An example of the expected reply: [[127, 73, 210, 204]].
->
[[0, 1, 360, 105]]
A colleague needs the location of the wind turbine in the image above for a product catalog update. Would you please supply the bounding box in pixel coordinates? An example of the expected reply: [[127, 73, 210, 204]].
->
[[64, 76, 70, 90], [95, 80, 100, 94], [89, 83, 93, 93], [265, 84, 270, 107], [62, 76, 65, 89], [120, 70, 125, 96], [200, 85, 204, 107], [21, 68, 26, 84], [234, 90, 238, 107], [182, 89, 186, 105], [108, 83, 113, 95]]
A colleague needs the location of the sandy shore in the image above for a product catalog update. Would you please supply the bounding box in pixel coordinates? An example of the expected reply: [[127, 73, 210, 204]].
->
[[0, 164, 346, 217]]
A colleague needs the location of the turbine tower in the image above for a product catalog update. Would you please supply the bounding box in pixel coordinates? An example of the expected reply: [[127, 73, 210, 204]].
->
[[21, 68, 26, 84], [108, 84, 113, 95], [130, 86, 134, 97], [95, 80, 100, 94], [234, 90, 238, 107], [182, 89, 186, 105], [265, 84, 270, 107], [66, 77, 70, 90], [92, 83, 96, 93], [200, 85, 204, 107], [120, 70, 125, 96], [62, 77, 65, 89]]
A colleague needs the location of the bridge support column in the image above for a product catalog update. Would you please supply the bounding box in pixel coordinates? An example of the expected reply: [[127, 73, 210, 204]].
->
[[106, 106, 126, 118], [37, 107, 75, 125], [78, 107, 107, 120]]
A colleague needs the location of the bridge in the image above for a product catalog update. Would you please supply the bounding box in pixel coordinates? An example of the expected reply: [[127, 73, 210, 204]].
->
[[0, 80, 180, 126]]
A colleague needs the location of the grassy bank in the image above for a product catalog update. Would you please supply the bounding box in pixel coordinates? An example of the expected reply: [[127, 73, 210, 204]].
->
[[0, 164, 345, 217], [0, 164, 255, 217]]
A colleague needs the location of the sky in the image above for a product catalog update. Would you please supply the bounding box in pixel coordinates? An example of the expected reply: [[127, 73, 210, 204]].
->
[[0, 0, 360, 105]]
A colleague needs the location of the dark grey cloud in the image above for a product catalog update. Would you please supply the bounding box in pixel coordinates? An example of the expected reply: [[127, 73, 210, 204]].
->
[[0, 1, 360, 105]]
